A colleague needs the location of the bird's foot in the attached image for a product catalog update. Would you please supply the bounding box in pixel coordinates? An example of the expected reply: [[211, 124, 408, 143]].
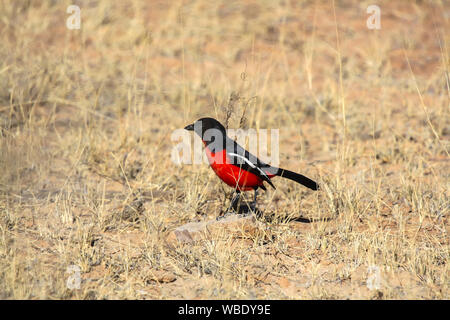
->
[[217, 203, 255, 220], [237, 202, 259, 216], [216, 210, 237, 221]]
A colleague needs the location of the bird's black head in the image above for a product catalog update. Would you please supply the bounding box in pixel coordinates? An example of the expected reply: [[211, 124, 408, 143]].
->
[[184, 117, 226, 137], [184, 117, 227, 149]]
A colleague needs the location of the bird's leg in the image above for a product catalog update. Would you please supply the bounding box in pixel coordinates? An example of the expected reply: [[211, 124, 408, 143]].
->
[[217, 190, 241, 220], [226, 190, 241, 213], [249, 188, 258, 211], [231, 191, 242, 211]]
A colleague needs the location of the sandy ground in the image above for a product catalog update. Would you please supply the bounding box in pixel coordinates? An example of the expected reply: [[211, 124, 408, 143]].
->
[[0, 0, 448, 299]]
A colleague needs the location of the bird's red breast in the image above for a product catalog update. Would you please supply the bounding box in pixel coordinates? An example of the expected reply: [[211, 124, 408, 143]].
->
[[204, 145, 273, 191]]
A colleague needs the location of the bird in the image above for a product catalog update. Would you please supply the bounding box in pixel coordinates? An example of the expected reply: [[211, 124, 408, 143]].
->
[[184, 117, 318, 213]]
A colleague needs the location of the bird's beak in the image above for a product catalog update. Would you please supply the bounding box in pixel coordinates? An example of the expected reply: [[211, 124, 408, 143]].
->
[[184, 123, 194, 131]]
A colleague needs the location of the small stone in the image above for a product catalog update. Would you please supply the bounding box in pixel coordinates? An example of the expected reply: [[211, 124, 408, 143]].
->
[[278, 277, 292, 289], [144, 269, 177, 283], [166, 214, 265, 244]]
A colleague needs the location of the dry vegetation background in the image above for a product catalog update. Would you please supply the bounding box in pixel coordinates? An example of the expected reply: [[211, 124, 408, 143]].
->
[[0, 0, 449, 299]]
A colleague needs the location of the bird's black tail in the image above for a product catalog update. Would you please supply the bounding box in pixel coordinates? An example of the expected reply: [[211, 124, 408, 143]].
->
[[273, 167, 319, 191]]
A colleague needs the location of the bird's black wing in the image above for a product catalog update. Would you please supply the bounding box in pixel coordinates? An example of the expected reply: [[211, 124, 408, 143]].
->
[[225, 137, 276, 189]]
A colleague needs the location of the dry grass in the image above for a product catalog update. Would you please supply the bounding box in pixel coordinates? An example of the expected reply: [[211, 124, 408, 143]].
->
[[0, 0, 448, 299]]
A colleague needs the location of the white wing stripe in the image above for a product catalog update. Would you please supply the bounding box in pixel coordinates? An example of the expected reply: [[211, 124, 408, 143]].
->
[[228, 152, 269, 179]]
